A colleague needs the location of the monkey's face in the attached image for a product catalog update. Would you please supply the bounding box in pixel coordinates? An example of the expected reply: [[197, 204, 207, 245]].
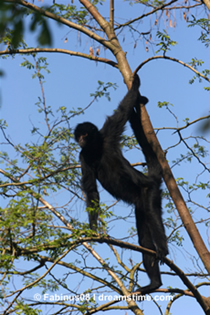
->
[[74, 122, 99, 148], [76, 132, 88, 148]]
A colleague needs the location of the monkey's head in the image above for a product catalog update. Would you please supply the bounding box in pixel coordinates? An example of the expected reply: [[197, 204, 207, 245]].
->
[[74, 122, 99, 148]]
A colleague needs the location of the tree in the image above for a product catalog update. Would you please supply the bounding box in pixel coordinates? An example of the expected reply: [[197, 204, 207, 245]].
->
[[0, 1, 210, 314]]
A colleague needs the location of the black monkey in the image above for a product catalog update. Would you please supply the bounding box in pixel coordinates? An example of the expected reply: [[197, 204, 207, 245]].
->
[[74, 74, 168, 294]]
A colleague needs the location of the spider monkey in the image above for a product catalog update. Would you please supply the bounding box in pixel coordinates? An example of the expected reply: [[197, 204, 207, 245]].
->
[[74, 74, 168, 294]]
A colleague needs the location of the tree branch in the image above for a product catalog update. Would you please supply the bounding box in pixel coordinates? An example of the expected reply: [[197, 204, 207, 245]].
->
[[114, 0, 178, 30], [110, 0, 114, 29], [135, 100, 210, 276], [0, 169, 143, 314], [202, 0, 210, 11], [37, 254, 121, 294], [79, 0, 122, 57], [4, 247, 72, 313], [0, 47, 118, 67], [135, 55, 210, 83], [1, 167, 209, 313], [177, 130, 210, 172]]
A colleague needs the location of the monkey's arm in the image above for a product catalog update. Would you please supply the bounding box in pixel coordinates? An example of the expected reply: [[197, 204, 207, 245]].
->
[[100, 74, 141, 143], [80, 155, 100, 231]]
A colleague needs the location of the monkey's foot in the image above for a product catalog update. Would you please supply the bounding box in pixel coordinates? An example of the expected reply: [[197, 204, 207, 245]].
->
[[156, 246, 169, 264]]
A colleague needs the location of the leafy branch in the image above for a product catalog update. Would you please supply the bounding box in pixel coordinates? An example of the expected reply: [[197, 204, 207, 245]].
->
[[0, 47, 118, 68]]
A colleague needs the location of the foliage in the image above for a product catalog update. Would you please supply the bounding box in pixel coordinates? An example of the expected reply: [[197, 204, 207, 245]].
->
[[155, 30, 177, 54], [188, 15, 210, 47]]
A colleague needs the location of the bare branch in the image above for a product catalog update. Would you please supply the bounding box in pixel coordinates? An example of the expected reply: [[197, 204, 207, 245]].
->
[[177, 130, 210, 172], [135, 55, 210, 83], [114, 0, 178, 31], [175, 114, 210, 132], [110, 0, 114, 28]]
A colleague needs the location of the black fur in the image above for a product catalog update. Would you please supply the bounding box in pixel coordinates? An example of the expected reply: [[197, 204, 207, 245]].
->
[[74, 74, 168, 294], [129, 102, 168, 294]]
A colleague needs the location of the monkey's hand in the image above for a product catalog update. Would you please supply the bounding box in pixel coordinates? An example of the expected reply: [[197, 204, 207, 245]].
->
[[139, 95, 149, 105], [132, 73, 140, 90]]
